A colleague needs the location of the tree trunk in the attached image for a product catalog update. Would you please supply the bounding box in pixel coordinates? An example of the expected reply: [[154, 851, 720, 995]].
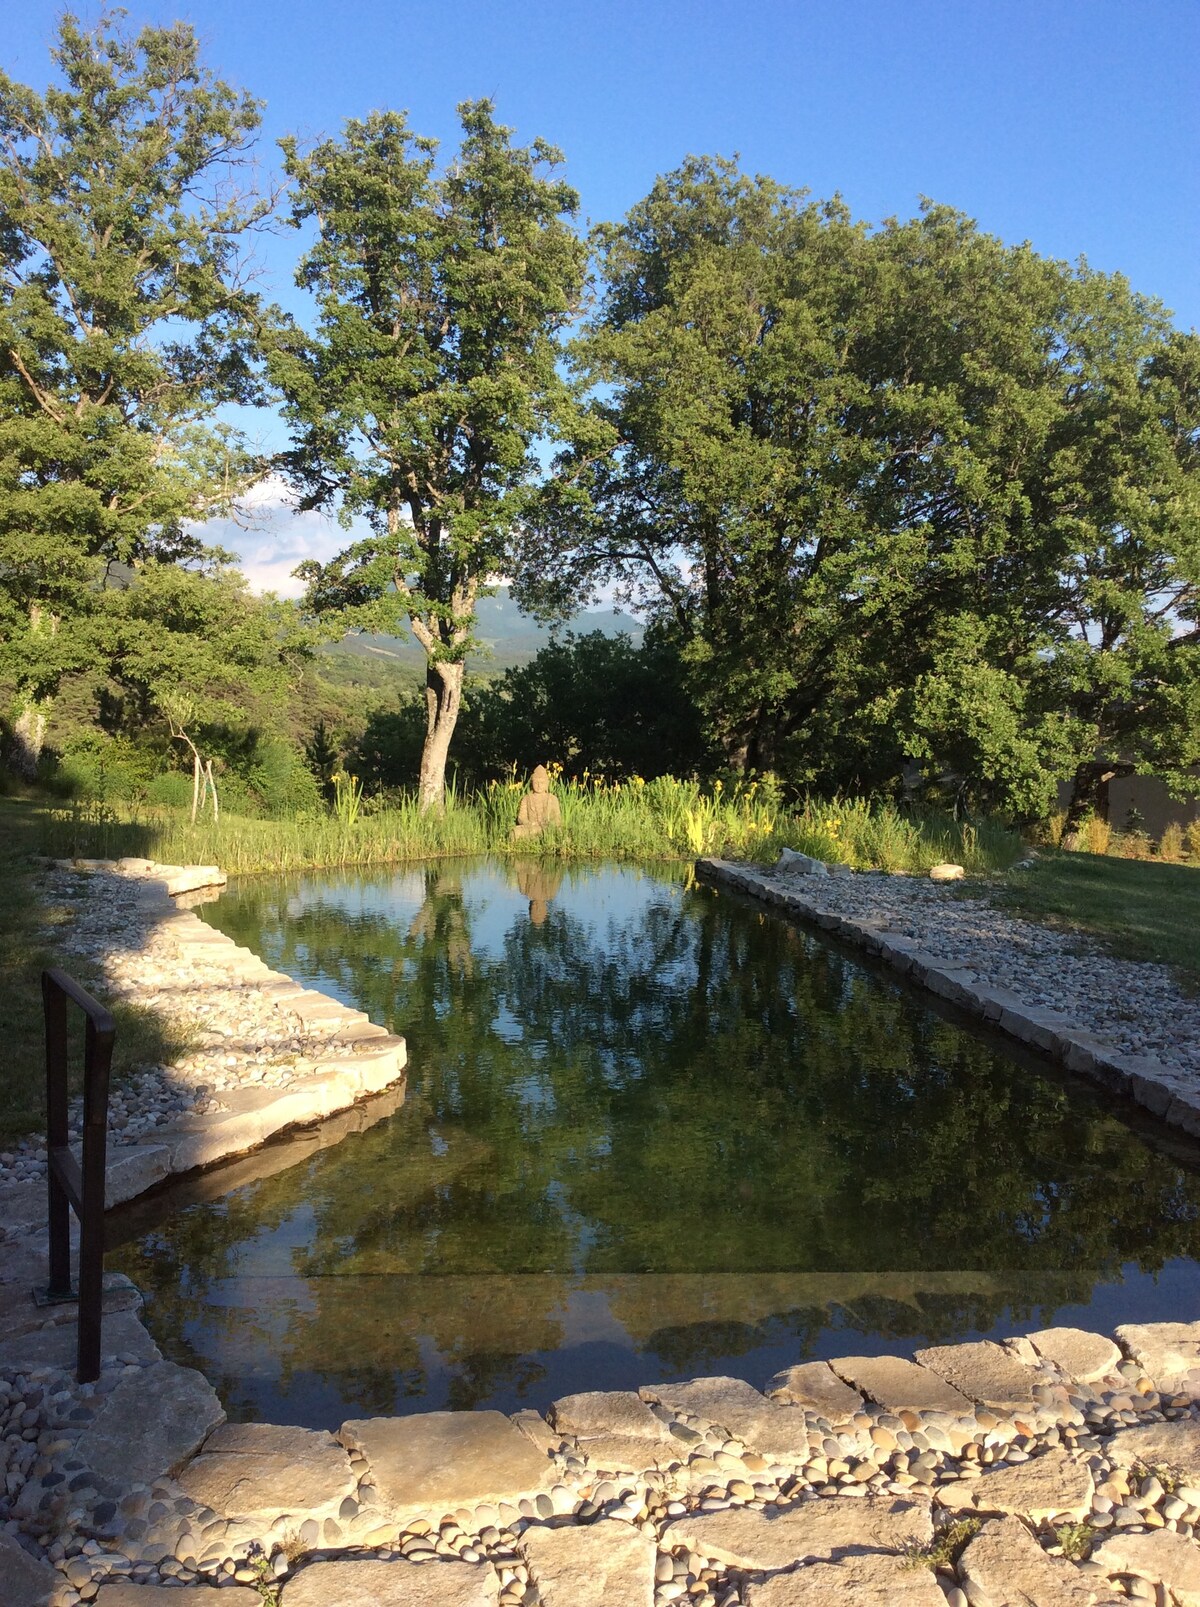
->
[[9, 607, 58, 779], [418, 660, 464, 813], [1060, 759, 1134, 850], [9, 701, 49, 779]]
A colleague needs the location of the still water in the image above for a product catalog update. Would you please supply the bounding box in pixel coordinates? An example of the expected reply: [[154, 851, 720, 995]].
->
[[109, 859, 1200, 1429]]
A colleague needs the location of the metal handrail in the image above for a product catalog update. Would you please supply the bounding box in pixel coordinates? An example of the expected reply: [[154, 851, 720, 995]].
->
[[40, 967, 114, 1383]]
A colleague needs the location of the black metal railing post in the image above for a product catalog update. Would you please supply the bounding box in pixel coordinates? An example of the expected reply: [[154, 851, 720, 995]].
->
[[40, 967, 115, 1383]]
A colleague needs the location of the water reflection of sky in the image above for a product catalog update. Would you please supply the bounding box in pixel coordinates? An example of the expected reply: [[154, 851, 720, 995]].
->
[[106, 858, 1200, 1429], [268, 862, 682, 1005]]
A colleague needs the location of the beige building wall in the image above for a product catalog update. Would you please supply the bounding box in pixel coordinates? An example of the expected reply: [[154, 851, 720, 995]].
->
[[1056, 770, 1200, 838], [1107, 773, 1200, 839]]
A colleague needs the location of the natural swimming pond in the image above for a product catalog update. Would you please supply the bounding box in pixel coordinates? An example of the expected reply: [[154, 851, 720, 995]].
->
[[109, 859, 1200, 1429]]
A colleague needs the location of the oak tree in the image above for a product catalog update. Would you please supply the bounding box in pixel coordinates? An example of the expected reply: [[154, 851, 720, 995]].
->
[[275, 101, 587, 810]]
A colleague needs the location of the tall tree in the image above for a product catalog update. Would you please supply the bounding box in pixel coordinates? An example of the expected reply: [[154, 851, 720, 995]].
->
[[0, 13, 269, 776], [274, 101, 588, 811], [517, 157, 866, 776], [519, 160, 1199, 817]]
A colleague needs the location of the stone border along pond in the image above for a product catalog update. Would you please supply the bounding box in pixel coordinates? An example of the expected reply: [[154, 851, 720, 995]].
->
[[0, 858, 1198, 1606]]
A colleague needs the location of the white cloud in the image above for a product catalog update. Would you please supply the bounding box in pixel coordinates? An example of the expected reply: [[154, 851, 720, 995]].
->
[[187, 474, 352, 598]]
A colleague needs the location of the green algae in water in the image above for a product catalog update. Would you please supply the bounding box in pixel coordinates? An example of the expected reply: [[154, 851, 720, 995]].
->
[[109, 860, 1200, 1428]]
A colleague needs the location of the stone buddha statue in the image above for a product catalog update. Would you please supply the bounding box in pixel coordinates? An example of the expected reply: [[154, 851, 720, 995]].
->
[[511, 765, 563, 840]]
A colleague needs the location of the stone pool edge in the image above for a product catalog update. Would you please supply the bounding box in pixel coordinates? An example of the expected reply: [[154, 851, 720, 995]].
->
[[0, 859, 1198, 1606], [697, 856, 1200, 1146]]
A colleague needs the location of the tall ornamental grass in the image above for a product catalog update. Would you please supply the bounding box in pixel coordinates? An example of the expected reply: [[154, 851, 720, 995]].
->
[[42, 775, 1024, 877]]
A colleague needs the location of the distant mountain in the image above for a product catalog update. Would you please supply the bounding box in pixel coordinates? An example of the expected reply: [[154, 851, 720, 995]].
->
[[326, 587, 644, 677]]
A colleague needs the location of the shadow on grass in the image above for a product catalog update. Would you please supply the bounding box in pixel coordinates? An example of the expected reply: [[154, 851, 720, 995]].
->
[[996, 849, 1200, 985], [0, 796, 195, 1146]]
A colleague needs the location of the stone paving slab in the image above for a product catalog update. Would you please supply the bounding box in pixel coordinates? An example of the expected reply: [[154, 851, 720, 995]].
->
[[1104, 1417, 1200, 1481], [176, 1421, 356, 1520], [935, 1446, 1094, 1521], [639, 1375, 812, 1458], [959, 1515, 1098, 1606], [519, 1518, 656, 1606], [75, 1360, 225, 1486], [743, 1550, 947, 1606], [913, 1339, 1045, 1409], [663, 1496, 932, 1571], [575, 1432, 681, 1473], [1024, 1326, 1123, 1383], [765, 1361, 864, 1419], [0, 1308, 160, 1371], [1091, 1529, 1200, 1607], [548, 1389, 673, 1442], [339, 1410, 555, 1515], [0, 1530, 59, 1607], [281, 1558, 499, 1606], [826, 1354, 972, 1415]]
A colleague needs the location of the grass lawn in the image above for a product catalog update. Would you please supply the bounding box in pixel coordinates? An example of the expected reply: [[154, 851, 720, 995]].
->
[[0, 795, 194, 1146], [995, 850, 1200, 984]]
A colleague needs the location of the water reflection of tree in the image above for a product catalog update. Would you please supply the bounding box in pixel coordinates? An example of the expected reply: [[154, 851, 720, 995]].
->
[[115, 863, 1200, 1419]]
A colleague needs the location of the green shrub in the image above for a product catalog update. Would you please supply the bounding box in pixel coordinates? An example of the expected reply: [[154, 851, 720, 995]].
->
[[243, 738, 323, 819], [144, 771, 196, 810], [1158, 822, 1185, 862]]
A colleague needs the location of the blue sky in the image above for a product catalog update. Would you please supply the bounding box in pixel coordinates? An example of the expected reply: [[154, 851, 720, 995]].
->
[[5, 0, 1198, 590]]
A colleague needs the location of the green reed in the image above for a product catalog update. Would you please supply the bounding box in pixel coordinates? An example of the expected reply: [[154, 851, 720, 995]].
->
[[41, 778, 1024, 877]]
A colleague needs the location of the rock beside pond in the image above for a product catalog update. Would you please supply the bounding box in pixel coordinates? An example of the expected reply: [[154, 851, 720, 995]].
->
[[765, 1360, 864, 1420], [549, 1389, 673, 1444], [281, 1557, 500, 1606], [73, 1360, 224, 1487], [1026, 1326, 1124, 1384], [338, 1410, 555, 1516], [0, 1529, 59, 1607], [825, 1354, 973, 1416], [177, 1421, 356, 1522], [1105, 1418, 1200, 1484], [935, 1445, 1094, 1522], [1091, 1529, 1200, 1607], [663, 1495, 932, 1571], [638, 1375, 812, 1460], [1115, 1321, 1200, 1396], [775, 847, 829, 876], [914, 1339, 1046, 1410], [744, 1550, 946, 1606], [518, 1519, 656, 1607], [960, 1515, 1099, 1607]]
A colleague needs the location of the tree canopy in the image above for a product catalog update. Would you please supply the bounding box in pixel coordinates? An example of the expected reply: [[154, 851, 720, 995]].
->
[[518, 158, 1200, 819], [273, 100, 589, 810], [0, 11, 271, 774]]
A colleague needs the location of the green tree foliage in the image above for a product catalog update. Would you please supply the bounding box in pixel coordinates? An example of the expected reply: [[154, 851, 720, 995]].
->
[[519, 158, 1200, 818], [0, 13, 271, 776], [50, 560, 315, 813], [472, 629, 712, 781], [274, 101, 588, 812]]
